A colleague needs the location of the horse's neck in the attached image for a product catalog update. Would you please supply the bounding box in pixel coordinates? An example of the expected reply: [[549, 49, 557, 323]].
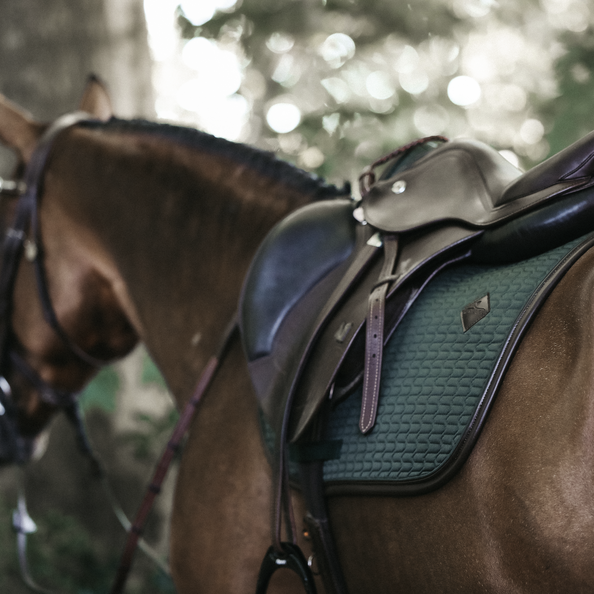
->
[[46, 125, 329, 402]]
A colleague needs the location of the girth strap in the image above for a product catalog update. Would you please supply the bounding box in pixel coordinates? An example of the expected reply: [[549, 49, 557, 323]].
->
[[361, 234, 398, 433]]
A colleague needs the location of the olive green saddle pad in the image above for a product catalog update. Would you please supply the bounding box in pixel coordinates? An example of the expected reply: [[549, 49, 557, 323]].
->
[[316, 233, 593, 495]]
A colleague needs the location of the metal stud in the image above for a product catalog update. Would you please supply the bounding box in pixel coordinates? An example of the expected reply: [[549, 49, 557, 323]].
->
[[24, 240, 38, 262], [391, 180, 407, 194], [353, 206, 367, 225]]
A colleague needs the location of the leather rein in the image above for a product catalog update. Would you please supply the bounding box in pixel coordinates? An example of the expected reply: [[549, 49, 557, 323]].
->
[[0, 110, 315, 593], [0, 112, 240, 593]]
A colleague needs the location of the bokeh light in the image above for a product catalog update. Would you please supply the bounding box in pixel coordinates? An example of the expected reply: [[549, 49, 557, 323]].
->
[[448, 76, 482, 106], [143, 0, 592, 179], [519, 119, 545, 144], [366, 72, 395, 100], [179, 0, 238, 26], [266, 103, 302, 133], [319, 33, 356, 69]]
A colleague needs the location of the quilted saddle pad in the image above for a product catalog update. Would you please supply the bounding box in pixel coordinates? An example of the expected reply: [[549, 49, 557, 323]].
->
[[319, 233, 593, 495]]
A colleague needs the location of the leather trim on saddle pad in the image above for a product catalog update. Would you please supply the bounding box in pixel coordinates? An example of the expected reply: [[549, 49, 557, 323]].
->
[[321, 233, 594, 497]]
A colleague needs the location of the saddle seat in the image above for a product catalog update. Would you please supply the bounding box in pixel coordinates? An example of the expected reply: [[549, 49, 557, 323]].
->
[[239, 131, 594, 444]]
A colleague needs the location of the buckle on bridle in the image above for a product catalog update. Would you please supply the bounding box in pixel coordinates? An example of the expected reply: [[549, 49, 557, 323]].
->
[[0, 178, 26, 196]]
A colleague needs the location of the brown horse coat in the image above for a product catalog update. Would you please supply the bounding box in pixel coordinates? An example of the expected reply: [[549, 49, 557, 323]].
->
[[1, 80, 594, 593]]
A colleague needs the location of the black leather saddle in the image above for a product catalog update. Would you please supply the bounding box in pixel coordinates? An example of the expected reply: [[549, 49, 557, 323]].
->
[[239, 131, 594, 443]]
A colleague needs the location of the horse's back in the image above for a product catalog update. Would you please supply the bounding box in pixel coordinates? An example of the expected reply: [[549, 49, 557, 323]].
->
[[329, 246, 594, 593]]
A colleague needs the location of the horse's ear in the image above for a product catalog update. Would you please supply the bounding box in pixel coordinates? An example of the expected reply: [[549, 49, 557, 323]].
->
[[0, 95, 44, 162], [79, 75, 113, 121]]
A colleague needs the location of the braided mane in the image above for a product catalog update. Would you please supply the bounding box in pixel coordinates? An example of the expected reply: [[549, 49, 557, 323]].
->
[[81, 118, 349, 200]]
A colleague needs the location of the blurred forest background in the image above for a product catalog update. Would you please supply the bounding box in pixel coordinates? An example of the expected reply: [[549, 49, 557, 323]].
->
[[0, 0, 593, 592]]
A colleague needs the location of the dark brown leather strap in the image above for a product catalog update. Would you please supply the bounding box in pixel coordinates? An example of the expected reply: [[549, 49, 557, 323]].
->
[[360, 234, 398, 433], [110, 318, 238, 594], [272, 224, 378, 551], [299, 454, 349, 594]]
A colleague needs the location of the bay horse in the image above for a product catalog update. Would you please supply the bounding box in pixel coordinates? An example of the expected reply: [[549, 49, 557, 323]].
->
[[1, 78, 594, 594]]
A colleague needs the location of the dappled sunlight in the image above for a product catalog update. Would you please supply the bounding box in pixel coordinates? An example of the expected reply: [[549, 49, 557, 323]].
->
[[143, 0, 594, 181], [266, 102, 301, 134], [144, 0, 249, 140]]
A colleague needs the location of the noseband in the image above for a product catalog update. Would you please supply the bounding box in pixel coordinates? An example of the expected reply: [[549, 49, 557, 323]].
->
[[0, 112, 104, 463]]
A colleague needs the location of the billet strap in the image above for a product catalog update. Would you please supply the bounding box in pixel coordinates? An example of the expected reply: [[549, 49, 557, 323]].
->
[[360, 234, 398, 433], [297, 409, 349, 594], [109, 317, 239, 594]]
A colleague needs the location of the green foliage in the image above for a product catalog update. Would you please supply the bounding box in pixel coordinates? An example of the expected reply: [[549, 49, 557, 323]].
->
[[25, 509, 116, 592], [0, 494, 176, 594], [544, 33, 594, 157], [123, 409, 180, 462], [170, 0, 594, 183], [141, 353, 169, 390], [79, 366, 119, 413]]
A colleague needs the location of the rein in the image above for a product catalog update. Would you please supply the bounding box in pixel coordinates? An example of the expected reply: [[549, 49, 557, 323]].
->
[[109, 318, 238, 594], [0, 114, 169, 592], [0, 111, 240, 594]]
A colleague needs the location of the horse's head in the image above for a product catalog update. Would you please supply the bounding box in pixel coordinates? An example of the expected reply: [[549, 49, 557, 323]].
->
[[0, 78, 139, 464]]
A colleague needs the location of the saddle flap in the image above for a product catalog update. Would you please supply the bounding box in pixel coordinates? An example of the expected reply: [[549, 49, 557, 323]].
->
[[240, 199, 356, 363]]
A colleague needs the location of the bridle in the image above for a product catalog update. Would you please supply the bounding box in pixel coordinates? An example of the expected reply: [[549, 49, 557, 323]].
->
[[0, 112, 110, 452], [0, 110, 180, 591], [0, 111, 238, 594], [0, 111, 105, 467], [0, 110, 310, 593]]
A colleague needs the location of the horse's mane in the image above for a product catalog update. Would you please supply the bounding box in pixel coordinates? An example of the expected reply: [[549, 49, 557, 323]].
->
[[65, 116, 351, 338], [80, 118, 350, 200]]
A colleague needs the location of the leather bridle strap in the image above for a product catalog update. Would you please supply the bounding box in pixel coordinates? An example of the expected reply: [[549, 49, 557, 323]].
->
[[10, 351, 76, 408], [0, 112, 106, 383], [0, 112, 98, 465], [16, 112, 106, 369], [109, 317, 239, 594], [0, 112, 174, 591]]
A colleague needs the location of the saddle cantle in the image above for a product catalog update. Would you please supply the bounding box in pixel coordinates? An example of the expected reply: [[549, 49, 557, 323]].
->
[[361, 136, 592, 233], [240, 130, 594, 448]]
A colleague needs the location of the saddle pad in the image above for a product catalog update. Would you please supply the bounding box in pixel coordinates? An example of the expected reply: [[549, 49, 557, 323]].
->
[[321, 233, 592, 495]]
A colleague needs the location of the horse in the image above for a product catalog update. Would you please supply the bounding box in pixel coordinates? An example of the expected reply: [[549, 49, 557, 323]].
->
[[1, 78, 594, 594]]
